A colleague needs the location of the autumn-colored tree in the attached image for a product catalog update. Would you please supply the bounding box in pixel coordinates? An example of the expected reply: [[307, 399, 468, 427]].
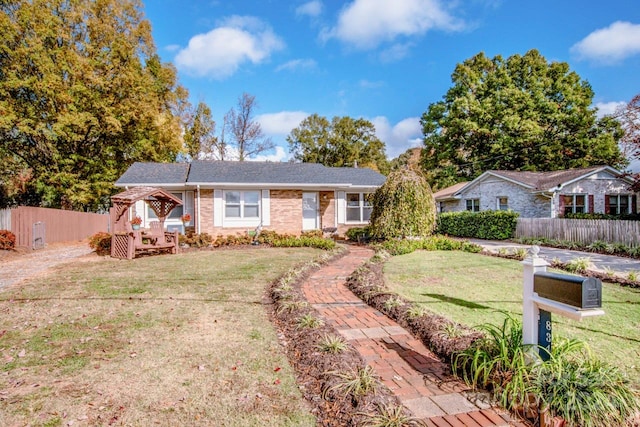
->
[[0, 0, 187, 210], [183, 101, 220, 160]]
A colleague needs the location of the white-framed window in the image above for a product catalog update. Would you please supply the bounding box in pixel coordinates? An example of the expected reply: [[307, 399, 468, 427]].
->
[[148, 192, 183, 219], [346, 193, 373, 222], [224, 190, 260, 219], [607, 194, 632, 215], [563, 194, 586, 215], [466, 198, 480, 212], [497, 197, 508, 211]]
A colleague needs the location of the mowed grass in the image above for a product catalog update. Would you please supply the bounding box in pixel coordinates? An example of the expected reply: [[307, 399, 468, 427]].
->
[[383, 250, 640, 387], [0, 248, 323, 427]]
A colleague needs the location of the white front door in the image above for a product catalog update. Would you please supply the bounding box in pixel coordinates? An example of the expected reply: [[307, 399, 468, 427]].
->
[[302, 192, 319, 230]]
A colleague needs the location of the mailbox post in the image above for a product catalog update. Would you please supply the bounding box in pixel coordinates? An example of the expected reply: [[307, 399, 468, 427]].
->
[[521, 246, 605, 361]]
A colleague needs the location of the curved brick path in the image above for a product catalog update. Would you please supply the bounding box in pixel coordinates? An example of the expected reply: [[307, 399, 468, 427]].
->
[[302, 245, 528, 427]]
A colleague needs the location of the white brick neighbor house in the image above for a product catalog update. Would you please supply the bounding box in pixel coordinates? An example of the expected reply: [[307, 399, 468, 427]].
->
[[434, 166, 637, 218], [115, 161, 386, 236]]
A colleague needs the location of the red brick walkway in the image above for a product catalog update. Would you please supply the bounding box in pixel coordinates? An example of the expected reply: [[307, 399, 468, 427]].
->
[[302, 245, 528, 426]]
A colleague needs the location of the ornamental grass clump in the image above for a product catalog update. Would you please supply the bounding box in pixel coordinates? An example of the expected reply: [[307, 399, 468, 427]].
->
[[369, 168, 436, 240]]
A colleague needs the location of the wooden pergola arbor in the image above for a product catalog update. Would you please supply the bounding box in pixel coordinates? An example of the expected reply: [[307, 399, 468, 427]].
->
[[110, 186, 183, 259]]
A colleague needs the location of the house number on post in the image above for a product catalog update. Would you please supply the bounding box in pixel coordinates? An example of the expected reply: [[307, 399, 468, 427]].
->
[[521, 245, 604, 363], [538, 310, 552, 361]]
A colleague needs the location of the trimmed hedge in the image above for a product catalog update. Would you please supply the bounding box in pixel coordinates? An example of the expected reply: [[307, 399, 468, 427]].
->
[[437, 210, 519, 240]]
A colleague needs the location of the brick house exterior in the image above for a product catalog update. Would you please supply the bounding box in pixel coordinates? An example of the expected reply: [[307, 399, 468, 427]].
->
[[115, 161, 385, 236], [434, 166, 636, 218]]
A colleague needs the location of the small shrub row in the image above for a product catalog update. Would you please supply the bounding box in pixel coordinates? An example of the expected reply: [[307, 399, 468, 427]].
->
[[180, 230, 337, 250], [88, 232, 112, 255], [0, 229, 16, 250], [346, 252, 482, 363], [437, 210, 519, 240], [374, 235, 482, 256], [513, 236, 640, 259]]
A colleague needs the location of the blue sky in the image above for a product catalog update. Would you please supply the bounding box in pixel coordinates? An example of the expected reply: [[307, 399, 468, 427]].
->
[[144, 0, 640, 162]]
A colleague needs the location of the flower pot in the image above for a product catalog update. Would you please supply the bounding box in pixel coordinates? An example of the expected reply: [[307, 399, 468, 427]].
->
[[132, 224, 140, 230], [183, 221, 190, 226]]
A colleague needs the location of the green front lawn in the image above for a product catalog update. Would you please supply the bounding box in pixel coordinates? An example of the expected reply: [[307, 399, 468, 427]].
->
[[383, 250, 640, 387]]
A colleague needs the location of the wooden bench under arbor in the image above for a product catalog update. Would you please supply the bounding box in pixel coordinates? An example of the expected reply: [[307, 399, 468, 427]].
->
[[109, 187, 183, 259]]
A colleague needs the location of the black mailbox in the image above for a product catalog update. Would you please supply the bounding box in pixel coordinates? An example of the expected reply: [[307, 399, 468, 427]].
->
[[533, 272, 602, 309]]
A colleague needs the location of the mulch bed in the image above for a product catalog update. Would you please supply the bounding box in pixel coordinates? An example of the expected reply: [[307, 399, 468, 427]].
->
[[265, 249, 409, 426]]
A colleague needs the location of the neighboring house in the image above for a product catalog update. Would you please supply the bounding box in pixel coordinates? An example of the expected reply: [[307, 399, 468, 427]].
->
[[433, 166, 636, 218], [115, 161, 386, 236]]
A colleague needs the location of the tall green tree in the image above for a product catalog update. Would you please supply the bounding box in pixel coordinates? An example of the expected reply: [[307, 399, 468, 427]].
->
[[0, 0, 187, 210], [287, 114, 389, 174], [420, 49, 625, 190]]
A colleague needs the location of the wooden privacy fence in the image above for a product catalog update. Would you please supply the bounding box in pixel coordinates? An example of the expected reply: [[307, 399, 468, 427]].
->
[[0, 206, 110, 249], [516, 218, 640, 247]]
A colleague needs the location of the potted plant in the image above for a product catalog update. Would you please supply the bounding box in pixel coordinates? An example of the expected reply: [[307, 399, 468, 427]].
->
[[130, 216, 142, 230], [181, 213, 191, 225]]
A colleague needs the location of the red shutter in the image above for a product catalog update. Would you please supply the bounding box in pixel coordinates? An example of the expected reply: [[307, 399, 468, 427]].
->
[[588, 195, 594, 214], [604, 195, 610, 215], [558, 195, 565, 218]]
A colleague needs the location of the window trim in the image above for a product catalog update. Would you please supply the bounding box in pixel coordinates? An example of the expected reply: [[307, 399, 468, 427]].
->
[[607, 194, 632, 215], [222, 190, 261, 224], [465, 198, 480, 212], [497, 196, 508, 211], [563, 194, 587, 215], [345, 192, 373, 223]]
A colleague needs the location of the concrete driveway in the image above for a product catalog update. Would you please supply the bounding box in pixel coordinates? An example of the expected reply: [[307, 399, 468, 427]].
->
[[470, 239, 640, 276]]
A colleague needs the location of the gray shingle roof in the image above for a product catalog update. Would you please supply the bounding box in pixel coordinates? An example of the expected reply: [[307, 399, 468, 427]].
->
[[490, 166, 608, 191], [116, 161, 386, 187], [115, 162, 190, 185]]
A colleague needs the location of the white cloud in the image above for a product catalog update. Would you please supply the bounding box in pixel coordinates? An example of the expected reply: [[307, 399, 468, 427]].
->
[[250, 145, 290, 162], [595, 101, 626, 118], [571, 21, 640, 64], [296, 1, 323, 18], [371, 116, 422, 158], [275, 58, 318, 72], [257, 111, 310, 135], [322, 0, 462, 50], [174, 16, 284, 79]]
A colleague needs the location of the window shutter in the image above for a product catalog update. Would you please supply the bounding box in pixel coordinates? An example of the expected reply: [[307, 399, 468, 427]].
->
[[632, 195, 637, 214], [261, 190, 270, 226], [588, 195, 594, 213], [605, 195, 611, 215], [337, 191, 346, 224], [558, 195, 565, 218], [213, 189, 223, 226]]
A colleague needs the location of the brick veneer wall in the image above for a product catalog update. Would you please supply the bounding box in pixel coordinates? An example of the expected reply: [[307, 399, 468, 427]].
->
[[196, 188, 369, 237], [270, 189, 303, 234]]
